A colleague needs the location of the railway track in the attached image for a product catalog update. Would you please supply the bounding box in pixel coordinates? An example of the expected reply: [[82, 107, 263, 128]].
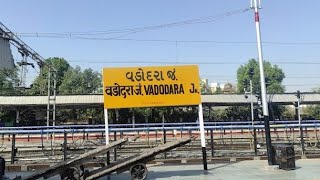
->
[[1, 135, 320, 164]]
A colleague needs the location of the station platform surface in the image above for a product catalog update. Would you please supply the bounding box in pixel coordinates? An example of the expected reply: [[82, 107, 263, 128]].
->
[[6, 159, 320, 180]]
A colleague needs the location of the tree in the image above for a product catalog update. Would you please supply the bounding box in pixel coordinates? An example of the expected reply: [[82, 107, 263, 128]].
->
[[225, 106, 250, 121], [59, 66, 101, 94], [82, 68, 102, 94], [134, 108, 152, 123], [304, 88, 320, 119], [31, 57, 70, 95], [0, 68, 22, 126], [0, 68, 21, 95], [27, 57, 103, 125], [237, 59, 285, 94], [304, 105, 320, 119], [200, 79, 212, 94], [212, 108, 228, 121], [234, 59, 286, 121], [214, 86, 223, 94], [59, 66, 83, 94]]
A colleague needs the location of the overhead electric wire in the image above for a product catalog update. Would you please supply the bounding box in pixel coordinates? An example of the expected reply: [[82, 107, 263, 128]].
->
[[14, 8, 250, 37], [15, 34, 320, 46], [65, 59, 320, 65], [284, 84, 320, 87]]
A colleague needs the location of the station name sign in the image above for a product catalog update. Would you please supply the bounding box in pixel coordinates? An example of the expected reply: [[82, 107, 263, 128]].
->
[[102, 65, 201, 108]]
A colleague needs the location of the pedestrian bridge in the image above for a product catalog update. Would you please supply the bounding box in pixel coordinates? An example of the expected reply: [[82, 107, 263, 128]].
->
[[0, 93, 320, 109]]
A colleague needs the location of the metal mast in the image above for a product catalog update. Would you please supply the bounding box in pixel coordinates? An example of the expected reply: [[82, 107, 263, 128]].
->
[[0, 22, 56, 128], [18, 52, 28, 87], [250, 0, 274, 165]]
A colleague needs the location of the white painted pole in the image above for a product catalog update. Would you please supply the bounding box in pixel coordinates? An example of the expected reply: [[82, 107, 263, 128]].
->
[[252, 0, 274, 165], [198, 103, 207, 170], [253, 0, 268, 117], [297, 100, 301, 126], [254, 0, 269, 116], [104, 108, 109, 145]]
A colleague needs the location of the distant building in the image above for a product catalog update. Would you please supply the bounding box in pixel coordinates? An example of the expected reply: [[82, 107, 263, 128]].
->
[[201, 79, 209, 88], [210, 82, 223, 93], [222, 82, 236, 93], [202, 77, 237, 94], [201, 78, 211, 94]]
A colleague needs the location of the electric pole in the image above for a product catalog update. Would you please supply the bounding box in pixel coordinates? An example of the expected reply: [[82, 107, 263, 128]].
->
[[251, 0, 274, 165]]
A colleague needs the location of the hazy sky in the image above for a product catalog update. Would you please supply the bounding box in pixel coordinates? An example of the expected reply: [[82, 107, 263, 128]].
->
[[1, 0, 320, 92]]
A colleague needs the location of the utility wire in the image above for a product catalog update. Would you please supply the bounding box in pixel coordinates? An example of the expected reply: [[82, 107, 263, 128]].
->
[[65, 59, 320, 65], [14, 8, 249, 37], [15, 34, 320, 46], [284, 84, 320, 87]]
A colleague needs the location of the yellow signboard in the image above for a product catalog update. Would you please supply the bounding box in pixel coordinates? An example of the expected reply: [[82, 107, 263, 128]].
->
[[102, 65, 201, 108]]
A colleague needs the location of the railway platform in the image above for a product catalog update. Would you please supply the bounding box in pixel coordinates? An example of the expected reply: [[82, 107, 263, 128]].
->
[[5, 159, 320, 180]]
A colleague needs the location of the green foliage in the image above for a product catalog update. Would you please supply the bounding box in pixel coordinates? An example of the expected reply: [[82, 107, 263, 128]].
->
[[225, 106, 251, 120], [0, 70, 20, 123], [63, 66, 100, 94], [200, 79, 212, 94], [303, 88, 320, 119], [0, 57, 291, 125], [304, 105, 320, 119], [234, 59, 286, 121], [30, 58, 102, 95], [281, 105, 295, 120], [0, 68, 22, 95], [214, 86, 223, 94], [110, 106, 198, 124], [22, 57, 102, 125], [0, 110, 16, 126], [212, 108, 228, 121], [31, 57, 70, 95], [237, 59, 285, 94], [58, 66, 101, 94]]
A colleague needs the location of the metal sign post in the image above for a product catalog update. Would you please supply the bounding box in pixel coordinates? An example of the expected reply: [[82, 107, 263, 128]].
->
[[198, 103, 208, 170], [104, 109, 109, 145], [102, 65, 205, 170]]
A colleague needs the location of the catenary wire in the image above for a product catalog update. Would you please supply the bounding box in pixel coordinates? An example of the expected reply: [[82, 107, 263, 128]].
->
[[15, 35, 320, 46], [64, 59, 320, 65], [14, 8, 250, 37]]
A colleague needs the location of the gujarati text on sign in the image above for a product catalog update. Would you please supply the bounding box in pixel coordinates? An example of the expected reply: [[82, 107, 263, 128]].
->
[[102, 65, 201, 108]]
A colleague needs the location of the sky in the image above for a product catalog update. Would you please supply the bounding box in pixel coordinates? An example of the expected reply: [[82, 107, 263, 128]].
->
[[1, 0, 320, 92]]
